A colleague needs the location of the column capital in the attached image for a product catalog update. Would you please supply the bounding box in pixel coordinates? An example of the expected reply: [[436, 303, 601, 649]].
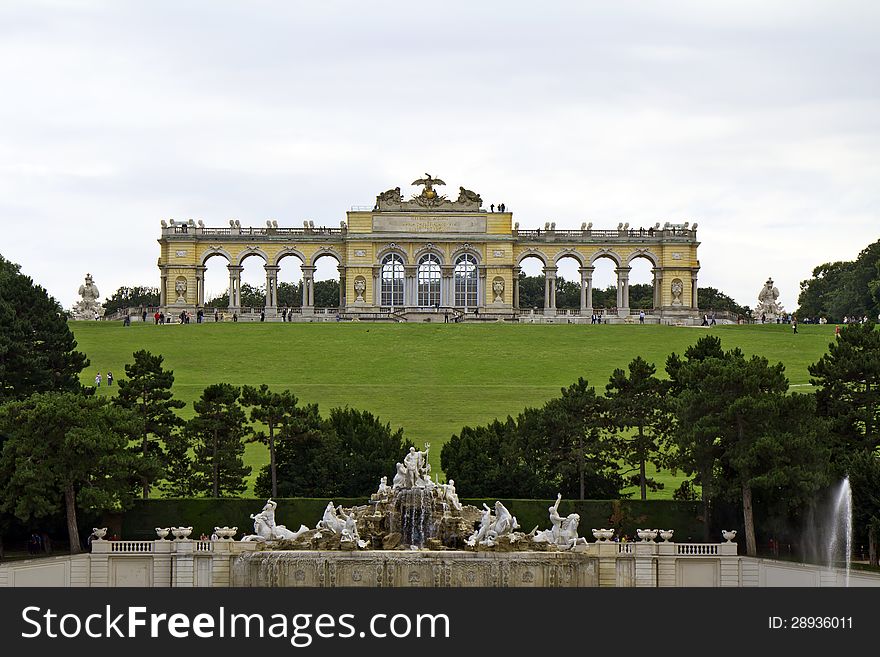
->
[[264, 265, 281, 274], [227, 265, 243, 273], [542, 266, 558, 276], [579, 266, 595, 276], [615, 266, 632, 274], [301, 265, 316, 276]]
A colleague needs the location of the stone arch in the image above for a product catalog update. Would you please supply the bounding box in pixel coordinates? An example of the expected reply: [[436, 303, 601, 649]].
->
[[200, 248, 232, 266], [376, 244, 409, 265], [553, 249, 586, 267], [414, 243, 446, 265], [626, 248, 659, 268], [588, 249, 622, 267], [516, 248, 548, 267], [309, 246, 342, 267], [451, 245, 482, 264], [236, 247, 269, 266], [274, 247, 307, 267]]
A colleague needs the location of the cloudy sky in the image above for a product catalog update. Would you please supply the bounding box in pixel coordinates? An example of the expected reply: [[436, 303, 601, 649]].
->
[[2, 1, 878, 310]]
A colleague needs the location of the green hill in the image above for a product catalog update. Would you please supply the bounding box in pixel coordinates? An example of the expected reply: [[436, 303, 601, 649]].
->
[[72, 321, 836, 497]]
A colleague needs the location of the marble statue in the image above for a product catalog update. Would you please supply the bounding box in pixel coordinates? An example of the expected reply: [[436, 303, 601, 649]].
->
[[492, 277, 505, 303], [755, 278, 785, 319], [175, 277, 187, 303], [354, 276, 367, 302], [72, 273, 104, 320], [374, 175, 481, 212], [532, 494, 585, 549], [316, 502, 346, 535], [315, 502, 367, 547], [670, 278, 684, 307], [466, 501, 521, 547], [456, 186, 482, 205], [394, 444, 432, 489], [435, 478, 462, 511], [241, 499, 309, 542]]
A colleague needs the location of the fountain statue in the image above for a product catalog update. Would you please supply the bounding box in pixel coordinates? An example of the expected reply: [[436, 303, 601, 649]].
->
[[532, 494, 587, 550], [241, 499, 309, 542], [754, 277, 785, 321]]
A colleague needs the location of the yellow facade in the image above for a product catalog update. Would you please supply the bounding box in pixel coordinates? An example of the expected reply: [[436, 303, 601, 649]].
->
[[157, 188, 700, 323]]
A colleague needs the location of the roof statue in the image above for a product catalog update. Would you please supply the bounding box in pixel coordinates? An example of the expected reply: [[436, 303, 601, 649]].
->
[[374, 173, 482, 212]]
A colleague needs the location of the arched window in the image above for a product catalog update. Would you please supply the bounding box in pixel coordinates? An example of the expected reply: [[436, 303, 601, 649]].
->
[[381, 254, 404, 307], [418, 254, 441, 307], [454, 254, 478, 308]]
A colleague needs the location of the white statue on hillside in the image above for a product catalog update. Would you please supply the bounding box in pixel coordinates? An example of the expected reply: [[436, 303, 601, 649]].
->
[[755, 277, 785, 320], [72, 273, 104, 320], [241, 499, 309, 542], [395, 443, 432, 489], [532, 494, 587, 549]]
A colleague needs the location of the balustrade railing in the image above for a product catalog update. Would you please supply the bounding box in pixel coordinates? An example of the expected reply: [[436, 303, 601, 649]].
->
[[676, 543, 720, 556], [110, 541, 154, 553], [168, 226, 344, 236]]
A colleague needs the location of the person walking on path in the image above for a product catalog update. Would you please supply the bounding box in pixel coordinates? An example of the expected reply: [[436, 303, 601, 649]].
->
[[639, 310, 645, 324], [95, 372, 102, 387], [142, 309, 147, 323], [791, 316, 798, 334], [154, 311, 160, 325], [107, 371, 113, 386]]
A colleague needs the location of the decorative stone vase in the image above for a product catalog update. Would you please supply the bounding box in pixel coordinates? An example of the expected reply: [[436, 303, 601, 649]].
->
[[592, 528, 614, 542], [722, 530, 737, 543], [214, 526, 237, 540], [155, 527, 170, 540], [92, 527, 108, 541], [636, 529, 658, 542], [171, 526, 193, 540], [659, 530, 674, 542]]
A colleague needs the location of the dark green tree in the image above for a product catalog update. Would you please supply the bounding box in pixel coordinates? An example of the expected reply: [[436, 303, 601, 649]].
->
[[0, 255, 89, 401], [266, 402, 334, 497], [161, 430, 197, 497], [665, 335, 727, 540], [205, 283, 266, 309], [187, 384, 251, 497], [314, 280, 341, 308], [698, 286, 751, 318], [112, 350, 185, 498], [0, 392, 149, 553], [241, 384, 302, 498], [843, 451, 880, 565], [605, 357, 670, 500], [102, 286, 160, 315], [325, 407, 413, 497], [554, 277, 580, 309], [441, 418, 516, 497], [809, 322, 880, 455], [517, 273, 544, 309], [797, 239, 880, 322], [277, 281, 302, 308]]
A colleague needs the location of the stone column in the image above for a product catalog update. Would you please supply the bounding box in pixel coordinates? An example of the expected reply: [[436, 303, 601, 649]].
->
[[338, 265, 345, 309], [172, 540, 195, 588], [652, 268, 663, 309], [580, 266, 594, 314], [404, 265, 418, 307], [478, 266, 487, 309], [543, 266, 557, 314], [301, 266, 315, 314], [616, 266, 631, 317], [195, 266, 206, 307], [373, 266, 382, 307], [691, 272, 699, 309], [441, 265, 454, 308], [264, 265, 279, 317], [227, 265, 242, 313], [159, 273, 167, 308], [513, 266, 521, 310]]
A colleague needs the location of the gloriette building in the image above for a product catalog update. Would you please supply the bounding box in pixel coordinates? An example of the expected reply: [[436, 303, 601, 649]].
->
[[157, 175, 701, 323]]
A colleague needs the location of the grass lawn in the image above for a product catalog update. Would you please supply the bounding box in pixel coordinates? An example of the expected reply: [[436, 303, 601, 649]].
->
[[72, 321, 838, 498]]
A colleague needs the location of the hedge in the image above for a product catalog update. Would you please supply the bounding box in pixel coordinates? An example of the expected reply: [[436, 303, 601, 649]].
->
[[116, 497, 705, 542]]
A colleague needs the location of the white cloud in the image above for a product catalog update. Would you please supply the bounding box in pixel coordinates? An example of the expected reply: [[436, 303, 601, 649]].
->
[[1, 0, 878, 313]]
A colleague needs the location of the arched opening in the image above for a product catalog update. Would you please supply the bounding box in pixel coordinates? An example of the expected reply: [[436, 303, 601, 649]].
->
[[381, 254, 404, 308], [555, 255, 582, 310], [313, 253, 341, 309], [203, 252, 231, 311], [628, 256, 655, 310], [454, 253, 478, 310], [517, 255, 546, 310], [239, 252, 268, 311], [590, 256, 618, 314], [277, 253, 305, 316], [417, 254, 441, 307]]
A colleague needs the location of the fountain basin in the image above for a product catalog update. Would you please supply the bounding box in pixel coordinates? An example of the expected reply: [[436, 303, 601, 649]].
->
[[232, 550, 599, 587]]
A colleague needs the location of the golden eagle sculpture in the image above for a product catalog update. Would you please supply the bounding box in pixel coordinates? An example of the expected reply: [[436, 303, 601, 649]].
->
[[412, 173, 446, 199]]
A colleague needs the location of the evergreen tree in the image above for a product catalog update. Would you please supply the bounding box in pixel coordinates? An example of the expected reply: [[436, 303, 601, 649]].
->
[[844, 451, 880, 566], [0, 392, 149, 553], [265, 402, 333, 497], [605, 357, 670, 500], [0, 255, 89, 401], [187, 384, 251, 497], [113, 350, 185, 498], [314, 280, 341, 308], [161, 430, 197, 497], [325, 407, 413, 497], [102, 285, 160, 315], [241, 384, 301, 498], [809, 322, 880, 455]]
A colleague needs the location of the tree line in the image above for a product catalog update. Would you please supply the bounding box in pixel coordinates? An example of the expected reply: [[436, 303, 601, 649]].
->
[[441, 327, 880, 560], [797, 238, 880, 322]]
